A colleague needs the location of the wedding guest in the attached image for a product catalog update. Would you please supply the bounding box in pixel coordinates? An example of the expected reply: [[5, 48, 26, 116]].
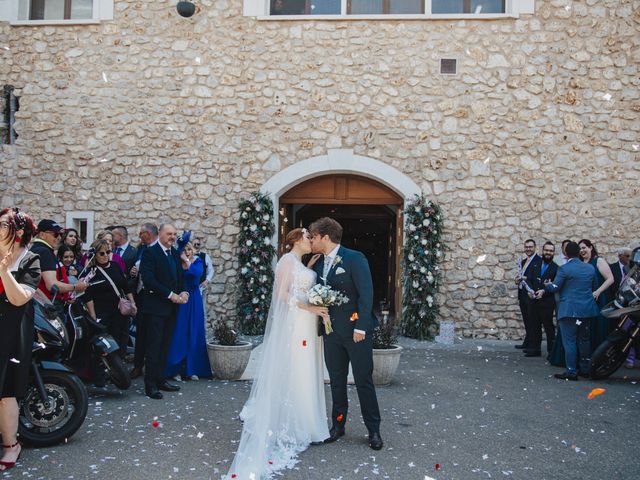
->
[[82, 239, 137, 362], [129, 223, 158, 380], [607, 247, 631, 301], [111, 226, 137, 276], [31, 220, 88, 315], [57, 245, 79, 284], [527, 242, 558, 357], [514, 239, 541, 350], [192, 237, 214, 321], [578, 239, 614, 351], [0, 208, 40, 472], [555, 239, 572, 266], [79, 230, 126, 273], [543, 241, 599, 381], [61, 228, 83, 260], [139, 223, 188, 399], [165, 242, 212, 380]]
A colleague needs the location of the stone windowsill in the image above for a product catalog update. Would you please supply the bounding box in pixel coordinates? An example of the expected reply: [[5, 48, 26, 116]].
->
[[257, 13, 517, 21], [10, 19, 101, 26]]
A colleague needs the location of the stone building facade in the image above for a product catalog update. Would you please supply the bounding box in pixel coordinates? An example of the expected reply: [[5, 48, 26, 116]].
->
[[1, 0, 639, 338]]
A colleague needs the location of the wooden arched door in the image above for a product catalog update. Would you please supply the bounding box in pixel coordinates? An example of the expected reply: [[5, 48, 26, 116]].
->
[[279, 174, 404, 317]]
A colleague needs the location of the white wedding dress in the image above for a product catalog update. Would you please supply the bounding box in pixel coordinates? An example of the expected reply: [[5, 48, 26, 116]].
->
[[225, 253, 329, 480]]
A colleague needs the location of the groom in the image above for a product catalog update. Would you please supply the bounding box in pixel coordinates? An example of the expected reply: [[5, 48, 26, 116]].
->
[[309, 217, 383, 450]]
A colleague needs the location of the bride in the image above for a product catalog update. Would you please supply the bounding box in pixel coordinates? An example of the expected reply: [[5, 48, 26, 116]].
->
[[226, 228, 330, 480]]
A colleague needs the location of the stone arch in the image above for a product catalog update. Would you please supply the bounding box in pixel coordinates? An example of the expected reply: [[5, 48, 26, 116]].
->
[[261, 149, 422, 212]]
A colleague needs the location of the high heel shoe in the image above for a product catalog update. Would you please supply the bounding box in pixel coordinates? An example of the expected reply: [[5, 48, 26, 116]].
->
[[0, 440, 21, 471]]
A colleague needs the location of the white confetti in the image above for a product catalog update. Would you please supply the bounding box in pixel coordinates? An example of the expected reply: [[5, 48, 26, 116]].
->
[[632, 144, 639, 151], [9, 358, 20, 364], [483, 454, 489, 460], [456, 415, 463, 419], [476, 254, 487, 263], [197, 432, 204, 439], [102, 72, 109, 83], [602, 93, 612, 101], [576, 320, 582, 326]]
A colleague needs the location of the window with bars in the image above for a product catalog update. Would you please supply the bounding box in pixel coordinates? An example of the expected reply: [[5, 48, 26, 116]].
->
[[269, 0, 505, 15], [2, 86, 18, 145]]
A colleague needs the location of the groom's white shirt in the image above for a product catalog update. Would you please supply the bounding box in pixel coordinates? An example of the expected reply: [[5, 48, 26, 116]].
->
[[324, 244, 366, 337]]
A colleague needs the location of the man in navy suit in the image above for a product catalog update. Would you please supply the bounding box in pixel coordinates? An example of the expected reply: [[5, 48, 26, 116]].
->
[[514, 239, 541, 349], [129, 223, 158, 379], [309, 217, 382, 451], [542, 241, 600, 381], [527, 242, 558, 357], [140, 223, 188, 399]]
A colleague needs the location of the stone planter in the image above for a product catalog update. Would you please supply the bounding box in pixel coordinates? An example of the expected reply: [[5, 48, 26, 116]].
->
[[372, 344, 403, 386], [207, 341, 253, 380]]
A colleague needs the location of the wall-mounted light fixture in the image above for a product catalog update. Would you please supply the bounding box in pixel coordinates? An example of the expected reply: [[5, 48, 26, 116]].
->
[[177, 1, 196, 18]]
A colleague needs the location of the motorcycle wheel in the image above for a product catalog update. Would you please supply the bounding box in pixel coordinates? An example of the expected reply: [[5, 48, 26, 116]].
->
[[18, 371, 89, 447], [589, 337, 629, 379], [102, 353, 131, 390]]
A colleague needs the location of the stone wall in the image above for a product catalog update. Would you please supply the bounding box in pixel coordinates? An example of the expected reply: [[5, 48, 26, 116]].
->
[[1, 0, 639, 338]]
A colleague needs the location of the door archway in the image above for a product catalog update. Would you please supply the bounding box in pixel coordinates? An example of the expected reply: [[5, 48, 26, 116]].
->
[[280, 174, 404, 316]]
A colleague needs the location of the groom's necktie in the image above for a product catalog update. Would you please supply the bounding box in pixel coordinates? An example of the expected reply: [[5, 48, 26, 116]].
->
[[323, 255, 332, 279]]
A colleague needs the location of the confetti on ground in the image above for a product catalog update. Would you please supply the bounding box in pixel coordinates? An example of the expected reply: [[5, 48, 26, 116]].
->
[[302, 340, 307, 347], [152, 420, 159, 428], [435, 463, 440, 470], [587, 388, 605, 400]]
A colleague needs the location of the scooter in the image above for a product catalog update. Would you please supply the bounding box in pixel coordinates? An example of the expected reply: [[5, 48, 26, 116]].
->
[[64, 297, 131, 390], [18, 289, 89, 447], [589, 246, 640, 379]]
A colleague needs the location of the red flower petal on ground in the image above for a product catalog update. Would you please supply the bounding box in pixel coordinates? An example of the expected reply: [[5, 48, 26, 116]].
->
[[435, 463, 440, 470], [268, 460, 273, 464], [152, 420, 159, 428]]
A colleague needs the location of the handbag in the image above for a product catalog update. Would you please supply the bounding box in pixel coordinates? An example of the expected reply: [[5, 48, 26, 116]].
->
[[97, 266, 136, 316]]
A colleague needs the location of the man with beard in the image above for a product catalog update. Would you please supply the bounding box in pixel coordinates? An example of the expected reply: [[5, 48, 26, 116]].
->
[[514, 239, 541, 350], [527, 242, 558, 357]]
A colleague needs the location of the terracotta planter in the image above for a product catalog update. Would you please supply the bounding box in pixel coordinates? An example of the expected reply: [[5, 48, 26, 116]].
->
[[372, 345, 403, 386], [207, 341, 253, 380]]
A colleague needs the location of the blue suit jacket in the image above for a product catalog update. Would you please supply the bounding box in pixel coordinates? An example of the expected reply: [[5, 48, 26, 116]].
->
[[545, 258, 600, 319], [140, 243, 184, 316], [313, 246, 376, 336]]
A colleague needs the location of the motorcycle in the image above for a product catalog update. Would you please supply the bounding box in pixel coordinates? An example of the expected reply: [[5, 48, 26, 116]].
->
[[589, 246, 640, 379], [18, 289, 89, 447], [64, 297, 131, 390]]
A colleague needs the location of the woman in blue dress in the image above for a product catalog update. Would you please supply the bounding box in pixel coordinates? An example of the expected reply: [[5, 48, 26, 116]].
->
[[578, 239, 614, 352], [165, 242, 212, 380]]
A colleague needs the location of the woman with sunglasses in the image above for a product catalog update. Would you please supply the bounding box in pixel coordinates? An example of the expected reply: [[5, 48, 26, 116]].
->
[[82, 239, 136, 372], [0, 208, 40, 472]]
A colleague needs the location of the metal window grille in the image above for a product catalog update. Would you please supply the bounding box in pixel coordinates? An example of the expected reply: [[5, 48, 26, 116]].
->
[[440, 58, 457, 75]]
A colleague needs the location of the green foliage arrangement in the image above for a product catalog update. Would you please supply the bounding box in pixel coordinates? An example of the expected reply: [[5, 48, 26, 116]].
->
[[236, 192, 276, 335], [400, 195, 444, 340]]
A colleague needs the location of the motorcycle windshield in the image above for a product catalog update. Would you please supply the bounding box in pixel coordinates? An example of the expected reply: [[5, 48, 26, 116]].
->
[[615, 265, 640, 309]]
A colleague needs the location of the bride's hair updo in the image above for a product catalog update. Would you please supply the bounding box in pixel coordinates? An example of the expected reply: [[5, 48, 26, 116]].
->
[[284, 228, 305, 251]]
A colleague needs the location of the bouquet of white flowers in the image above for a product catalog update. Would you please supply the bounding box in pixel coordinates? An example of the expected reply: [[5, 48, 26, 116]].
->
[[307, 284, 349, 335]]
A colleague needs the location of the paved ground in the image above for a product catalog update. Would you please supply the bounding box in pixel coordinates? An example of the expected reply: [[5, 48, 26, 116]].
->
[[5, 338, 639, 480]]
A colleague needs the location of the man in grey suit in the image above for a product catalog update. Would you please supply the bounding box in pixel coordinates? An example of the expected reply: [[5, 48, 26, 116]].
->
[[541, 241, 600, 380]]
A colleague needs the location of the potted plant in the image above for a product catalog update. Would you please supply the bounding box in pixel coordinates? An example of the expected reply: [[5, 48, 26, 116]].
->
[[371, 307, 403, 386], [207, 320, 253, 380]]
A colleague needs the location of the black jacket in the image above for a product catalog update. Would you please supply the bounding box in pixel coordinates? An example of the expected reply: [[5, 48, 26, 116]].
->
[[139, 243, 184, 316], [530, 260, 558, 308]]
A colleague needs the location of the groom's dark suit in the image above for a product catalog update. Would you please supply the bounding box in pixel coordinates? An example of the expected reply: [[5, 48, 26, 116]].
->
[[314, 245, 381, 434], [140, 242, 184, 390]]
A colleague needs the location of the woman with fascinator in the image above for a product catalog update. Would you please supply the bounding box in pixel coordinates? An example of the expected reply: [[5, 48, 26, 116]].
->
[[226, 228, 330, 480], [0, 208, 40, 472]]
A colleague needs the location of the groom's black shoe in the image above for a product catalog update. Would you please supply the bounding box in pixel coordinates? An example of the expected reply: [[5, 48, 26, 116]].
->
[[145, 386, 163, 400], [368, 432, 383, 451], [158, 381, 180, 392], [324, 427, 345, 444]]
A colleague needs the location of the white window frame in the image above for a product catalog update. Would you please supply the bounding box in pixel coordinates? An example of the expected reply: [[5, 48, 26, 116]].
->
[[0, 0, 113, 25], [65, 211, 95, 249], [247, 0, 535, 19]]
